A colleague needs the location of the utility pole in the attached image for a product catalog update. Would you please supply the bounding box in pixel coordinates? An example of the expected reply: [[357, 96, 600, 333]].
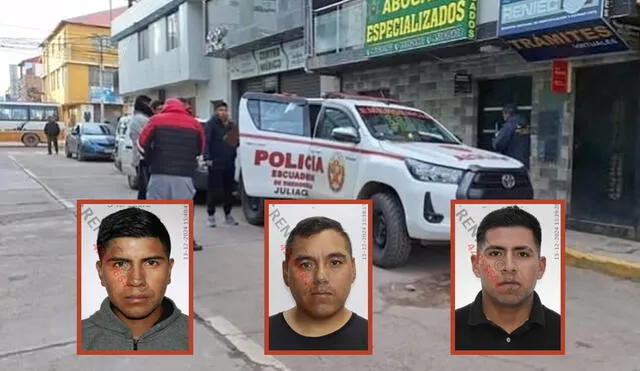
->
[[98, 35, 105, 123]]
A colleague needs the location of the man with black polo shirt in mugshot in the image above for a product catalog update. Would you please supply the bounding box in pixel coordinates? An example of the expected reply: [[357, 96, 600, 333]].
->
[[269, 216, 368, 351], [82, 207, 189, 351], [455, 206, 561, 351]]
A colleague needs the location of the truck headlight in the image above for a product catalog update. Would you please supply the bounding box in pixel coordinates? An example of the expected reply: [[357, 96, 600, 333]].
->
[[405, 158, 464, 184]]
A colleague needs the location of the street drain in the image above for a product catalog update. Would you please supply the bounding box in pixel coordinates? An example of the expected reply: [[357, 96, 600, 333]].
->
[[378, 271, 451, 308]]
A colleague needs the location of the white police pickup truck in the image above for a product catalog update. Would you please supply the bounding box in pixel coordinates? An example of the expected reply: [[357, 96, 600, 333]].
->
[[236, 92, 534, 268]]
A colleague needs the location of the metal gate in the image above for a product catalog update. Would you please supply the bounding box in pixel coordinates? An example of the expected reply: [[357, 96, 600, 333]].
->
[[238, 77, 264, 97], [280, 71, 321, 97]]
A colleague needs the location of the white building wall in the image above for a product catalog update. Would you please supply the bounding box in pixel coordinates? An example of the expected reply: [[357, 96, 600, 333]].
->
[[115, 1, 211, 95]]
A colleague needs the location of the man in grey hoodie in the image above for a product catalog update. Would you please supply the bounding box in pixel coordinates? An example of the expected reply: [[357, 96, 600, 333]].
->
[[81, 207, 190, 351], [129, 95, 154, 200]]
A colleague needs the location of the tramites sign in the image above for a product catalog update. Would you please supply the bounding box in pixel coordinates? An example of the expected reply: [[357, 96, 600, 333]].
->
[[364, 0, 478, 58]]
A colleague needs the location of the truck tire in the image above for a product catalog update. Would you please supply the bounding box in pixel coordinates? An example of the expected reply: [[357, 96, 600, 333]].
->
[[240, 176, 264, 226], [371, 192, 412, 268], [22, 133, 39, 147]]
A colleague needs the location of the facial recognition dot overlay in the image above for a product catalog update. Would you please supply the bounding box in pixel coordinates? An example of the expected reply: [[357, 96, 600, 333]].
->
[[79, 202, 190, 321], [267, 202, 370, 319], [453, 202, 562, 313]]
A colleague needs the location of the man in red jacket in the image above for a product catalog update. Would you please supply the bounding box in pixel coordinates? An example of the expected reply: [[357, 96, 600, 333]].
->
[[137, 98, 206, 251]]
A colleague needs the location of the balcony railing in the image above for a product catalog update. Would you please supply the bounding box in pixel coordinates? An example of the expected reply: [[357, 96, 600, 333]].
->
[[310, 0, 365, 56]]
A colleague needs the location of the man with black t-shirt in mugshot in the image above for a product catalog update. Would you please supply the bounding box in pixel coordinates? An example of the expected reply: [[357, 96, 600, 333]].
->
[[82, 207, 189, 351], [269, 216, 368, 351], [455, 206, 561, 351]]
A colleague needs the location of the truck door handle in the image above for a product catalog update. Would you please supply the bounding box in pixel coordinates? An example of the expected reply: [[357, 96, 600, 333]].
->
[[244, 141, 265, 147], [125, 145, 132, 149], [309, 149, 322, 155]]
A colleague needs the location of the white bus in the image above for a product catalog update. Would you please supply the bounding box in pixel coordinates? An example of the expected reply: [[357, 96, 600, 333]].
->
[[0, 102, 63, 146]]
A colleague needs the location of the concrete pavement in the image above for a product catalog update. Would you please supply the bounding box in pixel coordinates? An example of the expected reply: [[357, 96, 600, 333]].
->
[[1, 147, 640, 371]]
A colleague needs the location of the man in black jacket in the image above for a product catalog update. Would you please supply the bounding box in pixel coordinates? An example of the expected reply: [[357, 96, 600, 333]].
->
[[205, 101, 239, 228], [44, 116, 61, 155]]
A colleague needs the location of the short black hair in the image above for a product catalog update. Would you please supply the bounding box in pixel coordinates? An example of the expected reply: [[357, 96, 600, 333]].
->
[[214, 101, 228, 110], [96, 207, 171, 260], [285, 216, 352, 262], [476, 205, 542, 253], [150, 100, 163, 110], [502, 103, 517, 115]]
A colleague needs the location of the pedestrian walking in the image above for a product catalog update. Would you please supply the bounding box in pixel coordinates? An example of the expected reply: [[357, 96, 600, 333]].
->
[[137, 98, 206, 251], [205, 101, 239, 228], [43, 116, 60, 155], [128, 95, 154, 200], [493, 103, 531, 169]]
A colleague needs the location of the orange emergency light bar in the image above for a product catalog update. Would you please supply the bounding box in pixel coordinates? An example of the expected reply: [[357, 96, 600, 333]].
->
[[322, 91, 402, 104]]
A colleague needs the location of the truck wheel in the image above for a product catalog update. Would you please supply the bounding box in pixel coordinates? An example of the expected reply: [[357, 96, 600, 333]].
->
[[371, 192, 412, 268], [240, 176, 264, 226], [22, 133, 39, 147]]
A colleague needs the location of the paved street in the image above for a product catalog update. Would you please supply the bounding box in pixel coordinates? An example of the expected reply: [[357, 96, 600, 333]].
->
[[1, 147, 639, 371]]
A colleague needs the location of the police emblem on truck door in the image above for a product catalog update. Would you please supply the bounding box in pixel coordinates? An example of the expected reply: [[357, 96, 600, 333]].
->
[[328, 153, 346, 192]]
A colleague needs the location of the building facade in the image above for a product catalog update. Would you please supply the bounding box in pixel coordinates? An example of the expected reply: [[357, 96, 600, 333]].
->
[[7, 64, 19, 100], [42, 7, 127, 126], [204, 0, 340, 118], [111, 0, 228, 119], [306, 0, 640, 239], [17, 56, 45, 102]]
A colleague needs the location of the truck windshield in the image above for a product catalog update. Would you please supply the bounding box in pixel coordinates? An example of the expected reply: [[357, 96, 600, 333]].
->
[[356, 106, 459, 144]]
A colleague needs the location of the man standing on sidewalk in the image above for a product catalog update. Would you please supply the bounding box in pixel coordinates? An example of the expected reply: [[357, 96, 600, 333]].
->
[[205, 101, 239, 228], [493, 104, 531, 170], [44, 116, 60, 155], [137, 98, 206, 251], [129, 95, 154, 200]]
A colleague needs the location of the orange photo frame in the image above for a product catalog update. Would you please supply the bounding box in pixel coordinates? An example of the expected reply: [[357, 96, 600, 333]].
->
[[449, 199, 566, 356], [263, 199, 374, 356], [76, 199, 195, 356]]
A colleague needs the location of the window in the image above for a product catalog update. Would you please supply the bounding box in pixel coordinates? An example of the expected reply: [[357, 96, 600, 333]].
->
[[29, 107, 59, 121], [138, 28, 149, 60], [315, 108, 356, 140], [314, 10, 337, 54], [166, 12, 179, 51], [247, 99, 308, 136], [89, 67, 117, 88], [0, 105, 28, 121], [313, 0, 365, 55], [356, 106, 459, 144], [82, 123, 113, 135]]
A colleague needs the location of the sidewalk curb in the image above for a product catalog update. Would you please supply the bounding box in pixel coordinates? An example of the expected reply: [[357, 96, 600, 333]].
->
[[566, 248, 640, 279]]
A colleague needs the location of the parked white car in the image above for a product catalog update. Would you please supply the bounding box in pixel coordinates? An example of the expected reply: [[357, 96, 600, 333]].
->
[[236, 92, 534, 268]]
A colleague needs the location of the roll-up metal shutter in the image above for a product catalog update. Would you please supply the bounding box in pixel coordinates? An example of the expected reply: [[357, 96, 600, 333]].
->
[[280, 71, 321, 98], [238, 77, 264, 97]]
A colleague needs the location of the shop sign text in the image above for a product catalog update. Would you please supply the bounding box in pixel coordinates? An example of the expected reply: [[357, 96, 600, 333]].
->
[[502, 19, 629, 62], [498, 0, 603, 36], [364, 0, 478, 58]]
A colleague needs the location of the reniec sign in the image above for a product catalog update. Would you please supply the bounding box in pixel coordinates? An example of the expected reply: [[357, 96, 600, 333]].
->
[[364, 0, 478, 58], [498, 0, 603, 36]]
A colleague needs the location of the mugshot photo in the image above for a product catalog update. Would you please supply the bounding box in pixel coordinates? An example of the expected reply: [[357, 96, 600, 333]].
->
[[265, 200, 372, 354], [451, 200, 565, 354], [77, 200, 193, 354]]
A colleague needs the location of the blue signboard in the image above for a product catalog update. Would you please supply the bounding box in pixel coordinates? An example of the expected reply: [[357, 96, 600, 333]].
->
[[502, 18, 628, 62], [90, 86, 122, 104], [498, 0, 604, 36]]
